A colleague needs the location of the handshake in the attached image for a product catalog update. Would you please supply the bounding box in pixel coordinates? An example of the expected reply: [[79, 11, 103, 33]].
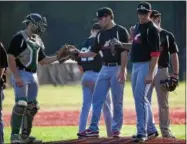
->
[[56, 44, 80, 64]]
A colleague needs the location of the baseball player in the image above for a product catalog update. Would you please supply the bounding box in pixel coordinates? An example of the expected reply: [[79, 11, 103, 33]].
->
[[7, 13, 61, 143], [0, 42, 8, 143], [149, 10, 179, 138], [76, 23, 112, 138], [77, 7, 129, 138], [130, 2, 160, 142]]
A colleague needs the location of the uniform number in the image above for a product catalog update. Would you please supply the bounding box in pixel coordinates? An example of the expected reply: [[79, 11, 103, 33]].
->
[[81, 46, 94, 62]]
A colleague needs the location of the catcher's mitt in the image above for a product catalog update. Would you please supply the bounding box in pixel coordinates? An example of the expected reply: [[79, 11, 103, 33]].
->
[[56, 44, 80, 63], [160, 76, 179, 92]]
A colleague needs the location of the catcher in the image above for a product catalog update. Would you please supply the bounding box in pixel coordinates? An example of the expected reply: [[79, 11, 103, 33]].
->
[[7, 13, 70, 144], [148, 10, 179, 138]]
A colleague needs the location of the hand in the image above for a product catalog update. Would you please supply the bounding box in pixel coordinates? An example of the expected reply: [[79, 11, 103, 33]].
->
[[129, 25, 135, 35], [129, 25, 135, 41], [15, 76, 24, 87], [145, 73, 154, 84], [117, 70, 127, 83], [170, 73, 179, 79]]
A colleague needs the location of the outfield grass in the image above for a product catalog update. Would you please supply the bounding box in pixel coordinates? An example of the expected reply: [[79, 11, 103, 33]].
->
[[3, 82, 185, 112], [4, 125, 185, 143]]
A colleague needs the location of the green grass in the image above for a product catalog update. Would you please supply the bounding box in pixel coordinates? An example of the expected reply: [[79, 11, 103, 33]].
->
[[3, 82, 185, 112], [2, 82, 186, 143], [4, 125, 185, 143]]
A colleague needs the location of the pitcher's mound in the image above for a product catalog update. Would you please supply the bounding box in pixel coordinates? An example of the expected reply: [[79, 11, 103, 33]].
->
[[43, 137, 186, 144]]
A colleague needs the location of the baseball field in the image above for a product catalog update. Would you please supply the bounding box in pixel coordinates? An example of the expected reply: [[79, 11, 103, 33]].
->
[[2, 82, 186, 143]]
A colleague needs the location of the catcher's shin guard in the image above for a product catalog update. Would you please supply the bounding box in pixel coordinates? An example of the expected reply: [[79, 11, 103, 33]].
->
[[11, 100, 27, 135], [21, 101, 39, 138]]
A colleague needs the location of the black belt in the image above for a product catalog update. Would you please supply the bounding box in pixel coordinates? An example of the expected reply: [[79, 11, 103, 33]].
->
[[103, 62, 120, 67], [18, 67, 36, 73], [158, 66, 168, 69], [84, 69, 100, 73]]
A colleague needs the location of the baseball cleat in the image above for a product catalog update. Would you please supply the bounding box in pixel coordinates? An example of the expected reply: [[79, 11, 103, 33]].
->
[[163, 134, 176, 139], [147, 131, 159, 140], [132, 131, 159, 139], [20, 134, 42, 143], [11, 134, 21, 144], [133, 134, 148, 143], [77, 129, 99, 138], [112, 131, 120, 138]]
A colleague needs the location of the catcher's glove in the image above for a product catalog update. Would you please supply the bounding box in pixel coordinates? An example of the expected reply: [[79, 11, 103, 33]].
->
[[160, 76, 179, 92], [56, 44, 80, 63]]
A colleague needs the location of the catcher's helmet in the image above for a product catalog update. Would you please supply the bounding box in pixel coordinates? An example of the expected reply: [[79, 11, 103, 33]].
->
[[22, 13, 47, 33]]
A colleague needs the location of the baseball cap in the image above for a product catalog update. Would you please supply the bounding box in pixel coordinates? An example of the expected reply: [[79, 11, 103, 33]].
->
[[137, 1, 152, 13], [150, 10, 161, 18], [93, 7, 114, 21], [91, 23, 101, 30]]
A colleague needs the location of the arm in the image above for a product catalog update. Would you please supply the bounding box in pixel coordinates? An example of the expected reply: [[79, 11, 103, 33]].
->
[[129, 25, 136, 42], [80, 32, 101, 58], [0, 43, 8, 78], [117, 27, 130, 82], [8, 55, 21, 78], [120, 27, 130, 72], [7, 34, 25, 79], [38, 48, 58, 65], [171, 53, 179, 75], [39, 56, 57, 65], [169, 33, 179, 77], [146, 27, 160, 83], [79, 51, 96, 58], [0, 68, 5, 79], [120, 51, 128, 73], [78, 65, 84, 74], [76, 57, 84, 74], [149, 57, 159, 75]]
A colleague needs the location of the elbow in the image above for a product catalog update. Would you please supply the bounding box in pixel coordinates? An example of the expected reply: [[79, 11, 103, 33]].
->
[[7, 55, 15, 65], [92, 52, 97, 57], [171, 52, 178, 58], [39, 60, 47, 66], [39, 57, 50, 66]]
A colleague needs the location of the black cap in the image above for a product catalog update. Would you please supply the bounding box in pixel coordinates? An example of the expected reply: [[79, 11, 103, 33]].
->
[[137, 1, 152, 12], [150, 10, 161, 18], [93, 7, 114, 21], [91, 23, 101, 30]]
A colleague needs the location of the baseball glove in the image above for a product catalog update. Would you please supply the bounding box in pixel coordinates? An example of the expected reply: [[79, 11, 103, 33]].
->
[[56, 44, 80, 63], [160, 76, 179, 92], [109, 38, 131, 55], [109, 38, 123, 55]]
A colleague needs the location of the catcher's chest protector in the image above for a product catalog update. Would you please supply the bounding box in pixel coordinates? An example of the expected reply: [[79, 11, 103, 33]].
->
[[17, 31, 44, 70]]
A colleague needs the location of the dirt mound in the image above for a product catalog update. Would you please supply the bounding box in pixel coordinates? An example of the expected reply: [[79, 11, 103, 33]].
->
[[43, 137, 186, 144], [3, 108, 185, 126]]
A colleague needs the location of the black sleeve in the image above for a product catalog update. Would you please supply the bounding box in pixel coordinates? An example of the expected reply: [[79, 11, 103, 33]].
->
[[76, 57, 81, 65], [168, 33, 179, 54], [119, 27, 130, 43], [0, 43, 8, 68], [148, 27, 160, 56], [90, 32, 101, 54], [7, 34, 25, 57], [38, 48, 46, 62]]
